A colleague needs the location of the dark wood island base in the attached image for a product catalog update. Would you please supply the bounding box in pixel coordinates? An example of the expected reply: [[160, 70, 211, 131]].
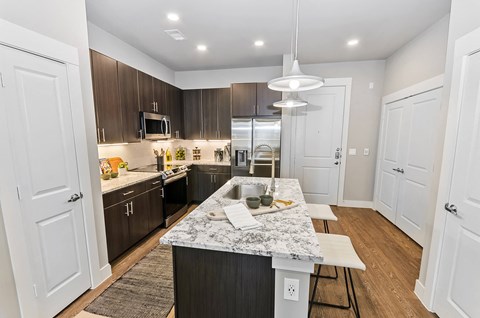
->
[[172, 246, 275, 318]]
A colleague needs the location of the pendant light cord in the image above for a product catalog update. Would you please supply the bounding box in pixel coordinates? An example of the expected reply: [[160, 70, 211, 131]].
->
[[294, 0, 300, 60]]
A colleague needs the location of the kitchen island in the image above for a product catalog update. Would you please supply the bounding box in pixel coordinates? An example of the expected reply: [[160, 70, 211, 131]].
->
[[161, 177, 322, 318]]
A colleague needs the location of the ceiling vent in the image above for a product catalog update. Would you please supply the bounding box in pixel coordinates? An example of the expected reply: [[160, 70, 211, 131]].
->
[[164, 29, 186, 41]]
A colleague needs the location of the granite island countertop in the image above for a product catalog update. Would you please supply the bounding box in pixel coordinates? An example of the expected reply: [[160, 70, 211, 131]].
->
[[161, 177, 322, 263]]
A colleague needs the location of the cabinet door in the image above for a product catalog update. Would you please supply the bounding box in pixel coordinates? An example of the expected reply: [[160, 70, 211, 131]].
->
[[183, 90, 203, 139], [256, 82, 282, 116], [147, 187, 164, 231], [214, 173, 231, 191], [153, 78, 167, 114], [232, 83, 257, 117], [196, 172, 215, 202], [138, 71, 155, 113], [169, 86, 184, 139], [128, 194, 150, 246], [187, 167, 196, 204], [217, 88, 231, 139], [90, 50, 123, 144], [202, 89, 218, 140], [118, 62, 141, 143], [104, 203, 130, 262]]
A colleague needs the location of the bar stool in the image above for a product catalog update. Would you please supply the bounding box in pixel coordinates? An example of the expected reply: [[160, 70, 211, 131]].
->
[[307, 203, 339, 279], [306, 203, 337, 233], [309, 233, 366, 318]]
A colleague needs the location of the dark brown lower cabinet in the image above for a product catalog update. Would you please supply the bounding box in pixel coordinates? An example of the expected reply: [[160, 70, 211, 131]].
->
[[104, 202, 130, 262], [173, 246, 275, 318], [103, 180, 164, 262], [195, 172, 216, 202], [194, 165, 231, 202], [147, 186, 164, 232]]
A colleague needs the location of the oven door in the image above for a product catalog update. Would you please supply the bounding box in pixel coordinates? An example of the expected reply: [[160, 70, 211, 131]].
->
[[163, 172, 188, 227]]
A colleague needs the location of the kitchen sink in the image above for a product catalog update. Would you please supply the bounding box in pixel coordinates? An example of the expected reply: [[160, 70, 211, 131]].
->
[[223, 183, 268, 200]]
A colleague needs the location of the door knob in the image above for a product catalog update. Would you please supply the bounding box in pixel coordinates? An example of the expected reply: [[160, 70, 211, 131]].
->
[[334, 161, 339, 165], [444, 203, 458, 216], [68, 193, 83, 202]]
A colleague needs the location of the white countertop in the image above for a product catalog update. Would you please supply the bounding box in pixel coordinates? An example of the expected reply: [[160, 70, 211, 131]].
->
[[100, 171, 162, 194], [160, 177, 323, 263]]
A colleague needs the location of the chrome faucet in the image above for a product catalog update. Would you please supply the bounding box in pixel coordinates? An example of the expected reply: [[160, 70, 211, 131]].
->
[[249, 144, 276, 193]]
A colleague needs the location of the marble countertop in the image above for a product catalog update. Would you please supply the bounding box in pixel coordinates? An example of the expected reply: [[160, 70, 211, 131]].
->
[[100, 171, 162, 194], [161, 177, 323, 263]]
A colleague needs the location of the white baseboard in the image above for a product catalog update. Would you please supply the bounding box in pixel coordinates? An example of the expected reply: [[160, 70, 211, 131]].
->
[[414, 279, 434, 312], [91, 263, 112, 289], [338, 200, 374, 209]]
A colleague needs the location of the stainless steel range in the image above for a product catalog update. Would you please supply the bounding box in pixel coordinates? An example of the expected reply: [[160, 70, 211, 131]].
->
[[132, 164, 189, 227]]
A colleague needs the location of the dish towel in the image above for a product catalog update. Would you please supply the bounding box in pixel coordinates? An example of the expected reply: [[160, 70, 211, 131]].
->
[[223, 203, 263, 230]]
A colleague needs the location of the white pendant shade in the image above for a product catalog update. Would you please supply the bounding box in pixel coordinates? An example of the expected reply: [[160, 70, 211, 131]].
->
[[268, 60, 325, 92], [273, 92, 308, 108]]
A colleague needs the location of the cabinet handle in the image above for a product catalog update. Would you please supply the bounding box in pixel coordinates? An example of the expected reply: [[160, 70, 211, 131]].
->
[[122, 190, 134, 196], [129, 202, 134, 215], [210, 175, 213, 183], [152, 102, 156, 112], [151, 181, 161, 185], [138, 129, 143, 139], [214, 175, 217, 183], [256, 105, 258, 114], [218, 131, 221, 139], [160, 188, 164, 198], [102, 128, 106, 142], [125, 203, 130, 216], [186, 176, 189, 186], [97, 128, 100, 143]]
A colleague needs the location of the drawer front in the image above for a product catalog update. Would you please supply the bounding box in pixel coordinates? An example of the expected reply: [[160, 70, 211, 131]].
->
[[145, 177, 163, 191], [196, 165, 231, 174], [103, 181, 146, 208]]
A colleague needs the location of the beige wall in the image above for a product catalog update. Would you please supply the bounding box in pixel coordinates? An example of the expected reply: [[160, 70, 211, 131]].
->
[[301, 61, 386, 202], [0, 0, 110, 313], [383, 15, 450, 95], [419, 0, 480, 286]]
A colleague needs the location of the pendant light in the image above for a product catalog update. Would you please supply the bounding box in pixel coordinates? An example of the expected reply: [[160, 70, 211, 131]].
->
[[268, 0, 324, 93], [273, 92, 307, 107]]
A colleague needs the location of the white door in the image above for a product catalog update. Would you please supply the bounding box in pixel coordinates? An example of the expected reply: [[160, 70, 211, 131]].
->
[[434, 49, 480, 318], [395, 89, 442, 245], [0, 45, 91, 317], [294, 86, 345, 204], [376, 99, 408, 223]]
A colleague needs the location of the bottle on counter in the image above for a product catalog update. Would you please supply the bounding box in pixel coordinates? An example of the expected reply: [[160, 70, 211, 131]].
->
[[165, 148, 172, 162]]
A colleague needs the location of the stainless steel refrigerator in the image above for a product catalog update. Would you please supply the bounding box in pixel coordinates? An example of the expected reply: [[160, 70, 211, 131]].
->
[[231, 118, 281, 178]]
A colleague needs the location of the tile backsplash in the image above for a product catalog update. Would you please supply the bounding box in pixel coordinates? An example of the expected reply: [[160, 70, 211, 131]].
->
[[98, 139, 231, 169]]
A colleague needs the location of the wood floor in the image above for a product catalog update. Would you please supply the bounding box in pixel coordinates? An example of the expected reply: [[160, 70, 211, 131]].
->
[[57, 206, 436, 318]]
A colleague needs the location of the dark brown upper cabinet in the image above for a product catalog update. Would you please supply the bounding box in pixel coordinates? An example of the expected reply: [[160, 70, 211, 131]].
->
[[90, 50, 123, 144], [138, 71, 155, 113], [184, 88, 231, 140], [183, 90, 203, 140], [166, 83, 184, 139], [117, 62, 141, 143], [138, 72, 167, 114], [231, 82, 282, 117]]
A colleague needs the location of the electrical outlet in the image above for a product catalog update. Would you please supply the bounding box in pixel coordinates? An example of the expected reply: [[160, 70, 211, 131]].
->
[[364, 148, 370, 156], [284, 278, 299, 301]]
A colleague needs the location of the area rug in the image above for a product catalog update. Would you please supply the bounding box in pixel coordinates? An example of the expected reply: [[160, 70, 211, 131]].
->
[[86, 244, 174, 318]]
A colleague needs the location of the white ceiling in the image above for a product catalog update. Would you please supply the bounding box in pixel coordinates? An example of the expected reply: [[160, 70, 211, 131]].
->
[[86, 0, 451, 71]]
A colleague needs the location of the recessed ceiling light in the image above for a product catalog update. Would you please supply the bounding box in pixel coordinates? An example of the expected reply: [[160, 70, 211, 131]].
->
[[347, 39, 359, 46], [167, 13, 180, 21], [254, 40, 264, 47], [197, 44, 207, 51]]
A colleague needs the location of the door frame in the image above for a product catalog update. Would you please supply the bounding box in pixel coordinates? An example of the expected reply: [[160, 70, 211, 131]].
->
[[418, 26, 480, 312], [281, 77, 352, 205], [373, 74, 444, 212], [0, 18, 109, 317]]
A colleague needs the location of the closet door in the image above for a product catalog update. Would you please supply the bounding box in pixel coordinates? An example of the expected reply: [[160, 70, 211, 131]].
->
[[376, 99, 407, 223], [395, 88, 442, 246]]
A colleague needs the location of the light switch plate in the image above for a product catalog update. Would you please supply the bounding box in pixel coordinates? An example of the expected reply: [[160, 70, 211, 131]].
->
[[348, 148, 357, 156], [364, 148, 370, 156]]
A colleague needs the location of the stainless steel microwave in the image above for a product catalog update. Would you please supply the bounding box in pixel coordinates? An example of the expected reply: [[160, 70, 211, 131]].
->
[[140, 112, 171, 140]]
